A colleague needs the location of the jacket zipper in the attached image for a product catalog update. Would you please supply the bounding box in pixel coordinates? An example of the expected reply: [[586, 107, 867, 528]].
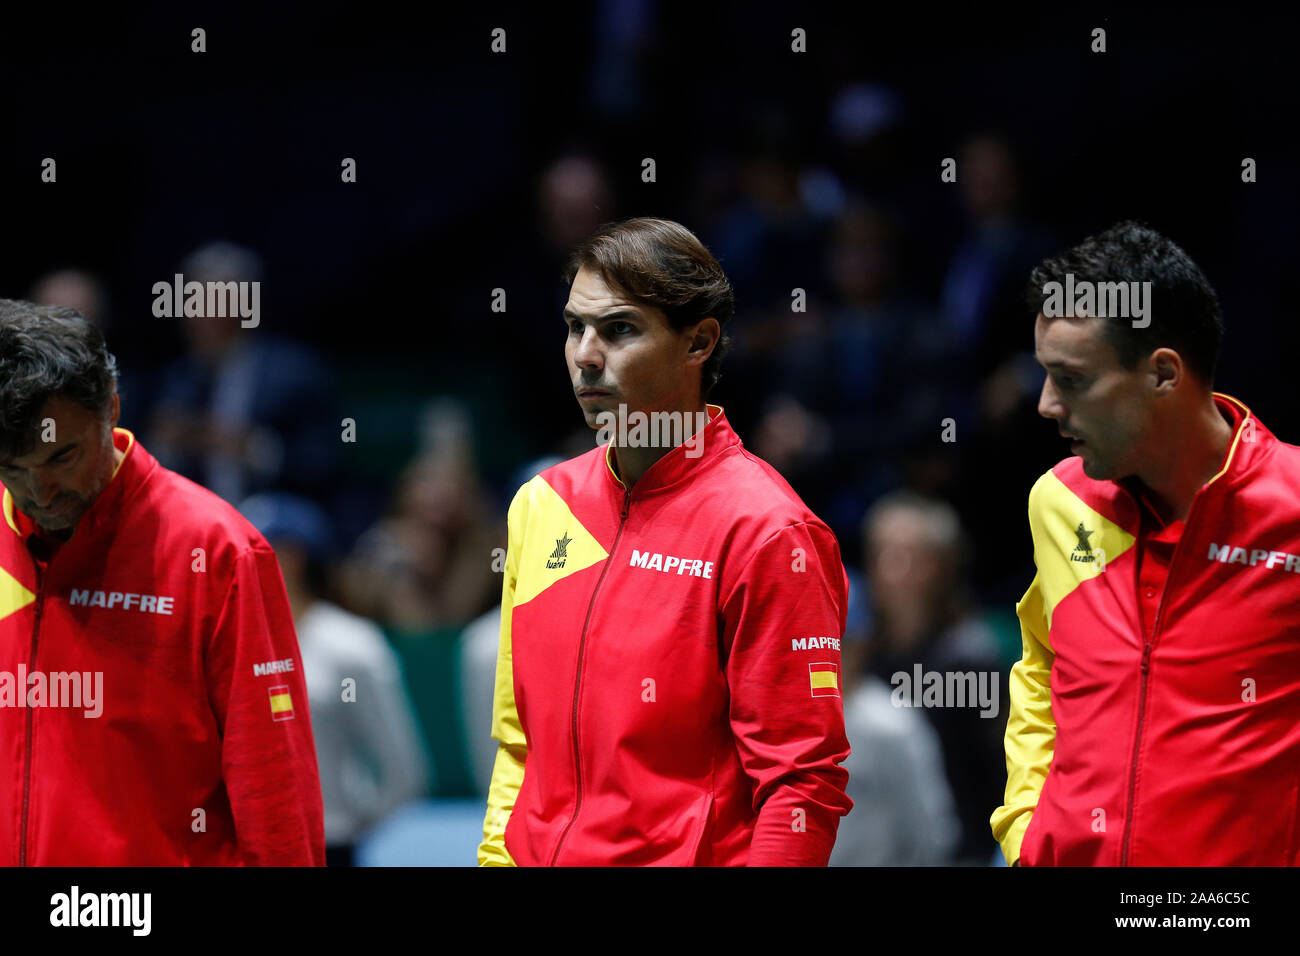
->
[[20, 562, 46, 867], [1119, 493, 1200, 866], [549, 485, 631, 866]]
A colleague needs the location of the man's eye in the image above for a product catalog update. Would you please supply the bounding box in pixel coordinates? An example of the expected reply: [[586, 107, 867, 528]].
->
[[609, 322, 633, 335]]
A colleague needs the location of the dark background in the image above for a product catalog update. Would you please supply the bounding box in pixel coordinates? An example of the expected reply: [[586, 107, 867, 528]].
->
[[4, 3, 1293, 539], [2, 1, 1294, 862]]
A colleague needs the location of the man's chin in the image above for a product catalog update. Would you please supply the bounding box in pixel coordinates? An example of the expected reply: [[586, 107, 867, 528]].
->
[[1078, 455, 1119, 481], [25, 507, 79, 534], [578, 399, 619, 427]]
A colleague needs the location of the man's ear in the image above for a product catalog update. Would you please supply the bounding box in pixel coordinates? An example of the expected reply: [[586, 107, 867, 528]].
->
[[686, 317, 720, 364], [1150, 348, 1182, 394], [109, 390, 121, 429]]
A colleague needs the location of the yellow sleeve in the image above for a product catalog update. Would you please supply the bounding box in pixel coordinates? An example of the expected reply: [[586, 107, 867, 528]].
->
[[478, 484, 529, 867], [989, 567, 1057, 866]]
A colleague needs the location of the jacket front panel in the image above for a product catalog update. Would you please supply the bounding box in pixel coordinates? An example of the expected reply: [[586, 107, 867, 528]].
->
[[496, 407, 853, 865], [0, 429, 325, 865], [998, 394, 1300, 866]]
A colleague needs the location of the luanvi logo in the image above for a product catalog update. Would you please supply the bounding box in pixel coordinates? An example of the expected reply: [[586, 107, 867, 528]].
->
[[1071, 523, 1097, 563], [547, 532, 572, 570]]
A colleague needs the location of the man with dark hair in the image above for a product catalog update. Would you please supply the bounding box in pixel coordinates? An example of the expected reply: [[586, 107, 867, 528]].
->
[[478, 217, 854, 866], [992, 222, 1300, 866], [0, 299, 325, 865]]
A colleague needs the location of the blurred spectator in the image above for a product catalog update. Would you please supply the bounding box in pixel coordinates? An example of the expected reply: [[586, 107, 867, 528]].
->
[[459, 607, 502, 796], [147, 240, 341, 507], [470, 151, 617, 461], [825, 81, 910, 198], [858, 491, 1008, 864], [749, 202, 955, 553], [709, 145, 831, 311], [935, 134, 1062, 602], [940, 132, 1056, 411], [830, 674, 960, 866], [339, 400, 501, 633], [28, 267, 107, 323], [540, 154, 615, 255], [240, 492, 429, 867], [27, 267, 153, 426]]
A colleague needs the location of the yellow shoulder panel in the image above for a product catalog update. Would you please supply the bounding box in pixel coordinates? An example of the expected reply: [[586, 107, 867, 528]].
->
[[990, 468, 1134, 865], [511, 476, 609, 608], [991, 569, 1056, 865], [478, 474, 609, 865], [0, 566, 35, 622], [1030, 469, 1135, 630]]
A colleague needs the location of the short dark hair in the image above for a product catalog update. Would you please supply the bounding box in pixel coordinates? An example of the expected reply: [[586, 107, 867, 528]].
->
[[563, 217, 735, 398], [1027, 221, 1223, 384], [0, 299, 119, 460]]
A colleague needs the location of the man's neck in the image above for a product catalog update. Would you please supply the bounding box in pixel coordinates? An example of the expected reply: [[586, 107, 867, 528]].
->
[[45, 526, 72, 546], [610, 403, 710, 488], [1134, 397, 1234, 524]]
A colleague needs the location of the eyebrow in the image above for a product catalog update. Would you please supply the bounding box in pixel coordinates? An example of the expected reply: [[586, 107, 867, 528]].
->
[[0, 441, 79, 469], [563, 308, 640, 323], [1038, 358, 1086, 372]]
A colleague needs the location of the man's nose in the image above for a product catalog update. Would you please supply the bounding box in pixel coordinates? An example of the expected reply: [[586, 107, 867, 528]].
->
[[1038, 377, 1064, 420], [572, 326, 604, 370], [30, 475, 59, 508]]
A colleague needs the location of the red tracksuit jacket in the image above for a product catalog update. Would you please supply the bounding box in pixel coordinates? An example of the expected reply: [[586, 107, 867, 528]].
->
[[0, 428, 325, 865], [479, 404, 854, 866], [992, 393, 1300, 865]]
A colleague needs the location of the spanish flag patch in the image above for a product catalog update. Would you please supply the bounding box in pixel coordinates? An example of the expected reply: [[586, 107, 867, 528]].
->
[[268, 684, 295, 721], [809, 662, 840, 698]]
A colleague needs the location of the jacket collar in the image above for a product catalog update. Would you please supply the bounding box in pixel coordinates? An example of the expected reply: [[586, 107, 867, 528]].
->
[[3, 428, 154, 549], [1116, 392, 1271, 513], [602, 403, 740, 496], [1201, 392, 1272, 493]]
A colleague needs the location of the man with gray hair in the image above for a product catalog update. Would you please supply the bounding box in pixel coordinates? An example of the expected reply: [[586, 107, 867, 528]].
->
[[857, 490, 1008, 863], [0, 299, 325, 864]]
